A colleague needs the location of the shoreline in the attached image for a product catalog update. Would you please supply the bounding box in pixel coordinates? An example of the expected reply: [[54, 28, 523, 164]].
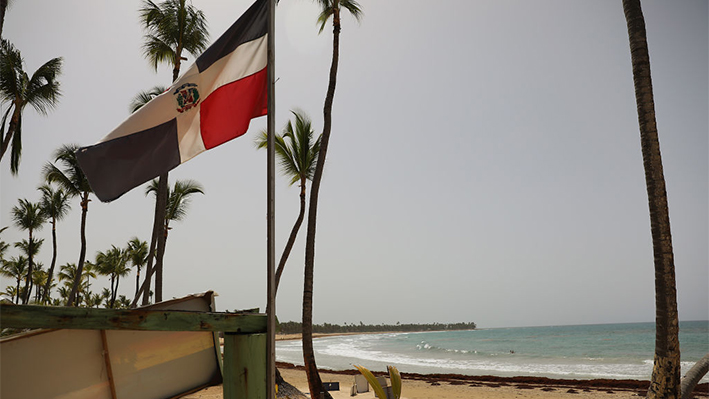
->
[[272, 331, 708, 397], [275, 362, 708, 397]]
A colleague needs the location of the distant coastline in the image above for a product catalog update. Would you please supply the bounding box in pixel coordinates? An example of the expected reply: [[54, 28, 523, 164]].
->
[[277, 321, 476, 335]]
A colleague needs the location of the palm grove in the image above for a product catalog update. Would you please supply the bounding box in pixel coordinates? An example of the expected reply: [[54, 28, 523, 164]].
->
[[0, 0, 206, 310], [2, 1, 706, 399]]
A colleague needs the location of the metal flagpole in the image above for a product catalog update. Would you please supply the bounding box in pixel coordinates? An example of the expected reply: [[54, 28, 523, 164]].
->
[[266, 0, 276, 398]]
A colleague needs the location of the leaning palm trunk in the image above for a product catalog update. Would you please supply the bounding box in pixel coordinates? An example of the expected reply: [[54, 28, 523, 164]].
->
[[275, 181, 307, 291], [138, 205, 160, 306], [623, 1, 680, 398], [0, 0, 6, 38], [67, 192, 89, 306], [0, 109, 19, 162], [302, 2, 341, 398], [680, 354, 709, 399], [139, 173, 169, 306], [42, 218, 59, 303]]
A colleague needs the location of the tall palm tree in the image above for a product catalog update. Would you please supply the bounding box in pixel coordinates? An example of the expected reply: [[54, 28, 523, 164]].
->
[[11, 198, 45, 304], [43, 144, 93, 306], [0, 39, 62, 173], [622, 1, 680, 398], [143, 178, 204, 301], [38, 183, 71, 303], [302, 1, 361, 397], [126, 237, 149, 301], [256, 110, 321, 293], [139, 0, 208, 305], [95, 246, 130, 308], [0, 255, 26, 303]]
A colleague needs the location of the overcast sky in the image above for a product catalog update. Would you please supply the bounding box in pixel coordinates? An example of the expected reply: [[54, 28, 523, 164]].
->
[[1, 1, 706, 329]]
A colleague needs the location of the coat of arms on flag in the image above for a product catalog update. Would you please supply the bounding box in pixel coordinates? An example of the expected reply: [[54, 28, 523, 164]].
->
[[175, 83, 200, 113]]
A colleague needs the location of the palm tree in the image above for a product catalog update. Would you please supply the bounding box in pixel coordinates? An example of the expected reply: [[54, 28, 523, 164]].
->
[[0, 39, 62, 174], [129, 85, 167, 113], [302, 1, 362, 397], [143, 178, 204, 301], [139, 0, 208, 305], [622, 1, 680, 398], [95, 246, 131, 308], [11, 198, 45, 304], [43, 144, 93, 306], [57, 262, 94, 306], [30, 263, 47, 303], [38, 183, 71, 303], [256, 110, 321, 293], [0, 255, 26, 303], [126, 237, 149, 301], [84, 291, 104, 308]]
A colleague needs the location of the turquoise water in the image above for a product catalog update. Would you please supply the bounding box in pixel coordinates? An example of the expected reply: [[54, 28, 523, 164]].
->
[[276, 321, 709, 381]]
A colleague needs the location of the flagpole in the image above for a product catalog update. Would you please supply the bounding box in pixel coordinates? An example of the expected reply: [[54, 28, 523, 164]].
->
[[266, 0, 276, 398]]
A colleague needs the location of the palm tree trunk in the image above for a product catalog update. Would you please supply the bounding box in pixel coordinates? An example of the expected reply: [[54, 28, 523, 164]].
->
[[67, 192, 89, 306], [135, 266, 141, 300], [0, 0, 7, 38], [43, 218, 58, 303], [140, 209, 159, 306], [0, 108, 19, 162], [303, 3, 341, 399], [622, 1, 680, 398], [155, 208, 169, 302], [275, 182, 307, 292], [143, 172, 168, 304], [14, 277, 20, 304], [21, 229, 33, 304]]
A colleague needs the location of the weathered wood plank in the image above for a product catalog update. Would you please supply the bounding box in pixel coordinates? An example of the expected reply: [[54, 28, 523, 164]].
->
[[0, 304, 267, 333], [223, 333, 267, 399]]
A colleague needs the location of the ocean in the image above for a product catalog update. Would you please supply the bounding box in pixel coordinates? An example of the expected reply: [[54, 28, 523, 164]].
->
[[276, 321, 709, 382]]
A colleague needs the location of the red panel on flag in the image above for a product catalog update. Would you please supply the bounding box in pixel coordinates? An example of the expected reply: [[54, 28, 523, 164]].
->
[[200, 68, 268, 150]]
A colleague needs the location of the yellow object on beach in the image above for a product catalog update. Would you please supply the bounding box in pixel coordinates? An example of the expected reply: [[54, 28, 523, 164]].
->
[[354, 364, 402, 399]]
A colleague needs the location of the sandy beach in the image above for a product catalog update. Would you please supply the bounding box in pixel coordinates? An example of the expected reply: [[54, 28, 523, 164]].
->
[[182, 363, 672, 399], [182, 362, 709, 399]]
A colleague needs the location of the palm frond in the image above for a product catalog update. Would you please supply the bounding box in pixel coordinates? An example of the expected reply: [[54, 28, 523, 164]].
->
[[130, 85, 168, 113], [341, 0, 363, 22], [43, 144, 90, 196], [25, 57, 63, 115], [0, 39, 22, 103], [315, 0, 363, 33], [142, 36, 176, 71], [140, 0, 209, 70], [167, 179, 204, 222], [145, 178, 160, 197], [317, 8, 333, 33]]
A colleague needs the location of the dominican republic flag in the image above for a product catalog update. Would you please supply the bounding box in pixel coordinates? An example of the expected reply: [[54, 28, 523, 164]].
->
[[77, 0, 267, 202]]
